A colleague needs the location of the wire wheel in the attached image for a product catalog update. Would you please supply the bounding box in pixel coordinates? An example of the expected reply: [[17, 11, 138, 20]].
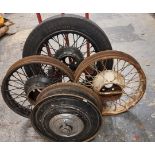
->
[[23, 14, 113, 71], [1, 56, 74, 118], [31, 83, 102, 141], [74, 50, 146, 115]]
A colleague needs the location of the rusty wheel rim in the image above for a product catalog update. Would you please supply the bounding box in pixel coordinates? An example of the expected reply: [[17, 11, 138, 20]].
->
[[1, 55, 74, 118], [74, 50, 146, 115], [36, 82, 103, 112]]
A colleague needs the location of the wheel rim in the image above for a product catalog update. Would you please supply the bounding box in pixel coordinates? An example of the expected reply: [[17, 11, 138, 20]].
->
[[38, 30, 97, 58], [36, 30, 113, 71], [74, 50, 146, 115], [36, 82, 103, 112], [1, 56, 74, 118]]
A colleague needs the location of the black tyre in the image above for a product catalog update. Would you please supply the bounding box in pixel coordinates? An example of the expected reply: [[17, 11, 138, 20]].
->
[[31, 83, 102, 141], [23, 14, 113, 70]]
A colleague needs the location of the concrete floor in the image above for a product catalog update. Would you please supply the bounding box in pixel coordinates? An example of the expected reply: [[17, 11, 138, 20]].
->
[[0, 13, 155, 141]]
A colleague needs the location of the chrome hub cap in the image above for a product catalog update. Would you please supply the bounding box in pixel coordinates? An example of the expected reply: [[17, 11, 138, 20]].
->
[[49, 114, 84, 137]]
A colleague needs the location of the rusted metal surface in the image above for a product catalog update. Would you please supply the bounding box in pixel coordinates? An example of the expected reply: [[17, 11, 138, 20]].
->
[[74, 50, 146, 115], [0, 14, 155, 142], [36, 82, 103, 112], [92, 70, 125, 95], [85, 13, 90, 19], [36, 13, 42, 24], [0, 13, 154, 142], [1, 55, 74, 118]]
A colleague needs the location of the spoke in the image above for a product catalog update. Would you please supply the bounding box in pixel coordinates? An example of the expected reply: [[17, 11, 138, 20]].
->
[[10, 91, 26, 97], [119, 62, 131, 72], [16, 70, 28, 79], [10, 90, 26, 100], [86, 40, 90, 57], [77, 38, 87, 50], [28, 64, 36, 75], [125, 77, 139, 83], [119, 60, 126, 71], [41, 45, 48, 55], [41, 50, 48, 55], [124, 84, 138, 89], [119, 98, 128, 109], [126, 80, 140, 84], [116, 59, 119, 71], [21, 67, 28, 79], [11, 94, 26, 98], [125, 72, 139, 85], [84, 69, 96, 79], [48, 42, 56, 53], [103, 60, 108, 70], [15, 71, 25, 85], [125, 71, 139, 78], [71, 35, 81, 47], [125, 86, 138, 94], [52, 36, 63, 47], [122, 90, 135, 101], [90, 64, 101, 74], [11, 73, 24, 85], [6, 88, 21, 92], [21, 98, 28, 106], [61, 34, 66, 46], [56, 35, 60, 45], [38, 64, 44, 75], [72, 34, 76, 47], [64, 34, 70, 46], [97, 60, 108, 71], [79, 76, 93, 85], [83, 50, 95, 57], [9, 79, 24, 86], [113, 59, 120, 71], [124, 67, 135, 77], [8, 84, 24, 89]]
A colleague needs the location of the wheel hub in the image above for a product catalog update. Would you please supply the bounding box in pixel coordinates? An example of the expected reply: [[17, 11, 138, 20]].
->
[[92, 70, 125, 96], [49, 113, 84, 137], [55, 47, 84, 71], [24, 75, 52, 104]]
